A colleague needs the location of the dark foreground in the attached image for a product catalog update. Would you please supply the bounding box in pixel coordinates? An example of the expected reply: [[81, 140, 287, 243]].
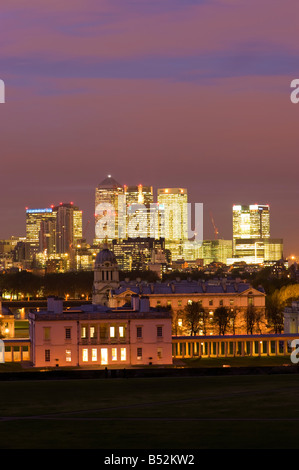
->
[[0, 367, 299, 449]]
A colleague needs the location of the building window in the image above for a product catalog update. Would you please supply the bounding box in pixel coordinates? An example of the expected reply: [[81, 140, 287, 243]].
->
[[45, 349, 50, 362], [112, 348, 117, 361], [90, 326, 96, 338], [81, 326, 87, 339], [187, 300, 192, 305], [156, 300, 161, 306], [137, 348, 142, 360], [219, 299, 223, 306], [92, 349, 97, 362], [82, 349, 88, 362], [110, 326, 115, 338], [65, 328, 71, 340], [66, 350, 71, 362], [101, 348, 108, 365], [178, 300, 182, 307], [157, 326, 163, 338], [119, 326, 124, 338], [136, 326, 142, 338], [121, 348, 126, 361], [43, 327, 51, 341], [167, 300, 172, 307], [230, 299, 234, 306], [157, 348, 162, 360], [209, 300, 213, 306]]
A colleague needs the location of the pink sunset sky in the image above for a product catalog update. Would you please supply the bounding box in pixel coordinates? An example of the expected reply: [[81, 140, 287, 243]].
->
[[0, 0, 299, 255]]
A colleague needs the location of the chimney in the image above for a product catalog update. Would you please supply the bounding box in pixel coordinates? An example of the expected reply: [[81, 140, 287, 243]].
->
[[47, 296, 63, 314], [139, 296, 150, 312], [131, 294, 140, 311]]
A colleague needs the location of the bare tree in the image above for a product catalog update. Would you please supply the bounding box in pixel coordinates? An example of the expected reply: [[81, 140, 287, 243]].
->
[[213, 306, 230, 335], [183, 301, 207, 336]]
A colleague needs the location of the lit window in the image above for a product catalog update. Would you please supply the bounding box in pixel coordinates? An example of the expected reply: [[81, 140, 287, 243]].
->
[[112, 348, 117, 361], [90, 326, 96, 338], [137, 347, 142, 360], [110, 326, 115, 338], [92, 349, 97, 362], [230, 299, 234, 305], [157, 348, 162, 359], [81, 326, 87, 339], [119, 326, 124, 338], [187, 300, 192, 305], [121, 348, 126, 361], [178, 319, 182, 327], [66, 350, 71, 362], [82, 349, 88, 362]]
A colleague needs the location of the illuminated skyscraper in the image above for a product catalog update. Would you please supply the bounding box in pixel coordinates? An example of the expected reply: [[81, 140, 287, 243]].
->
[[157, 188, 188, 260], [233, 204, 270, 241], [26, 208, 56, 245], [53, 203, 82, 254], [124, 185, 154, 238], [95, 175, 125, 243], [231, 204, 282, 263]]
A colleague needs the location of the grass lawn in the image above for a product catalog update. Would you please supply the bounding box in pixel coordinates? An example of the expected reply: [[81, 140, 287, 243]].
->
[[0, 373, 299, 449]]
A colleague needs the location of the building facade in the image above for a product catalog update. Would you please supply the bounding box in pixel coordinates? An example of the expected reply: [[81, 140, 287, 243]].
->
[[29, 296, 172, 368], [109, 279, 267, 335]]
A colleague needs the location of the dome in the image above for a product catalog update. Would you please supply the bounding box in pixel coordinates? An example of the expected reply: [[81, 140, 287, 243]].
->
[[95, 243, 117, 265]]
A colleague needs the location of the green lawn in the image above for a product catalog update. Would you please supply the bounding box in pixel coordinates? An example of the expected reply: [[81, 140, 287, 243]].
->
[[0, 373, 299, 449]]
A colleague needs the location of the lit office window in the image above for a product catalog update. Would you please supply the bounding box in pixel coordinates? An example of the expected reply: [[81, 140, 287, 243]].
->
[[66, 350, 71, 362], [121, 348, 126, 361], [81, 327, 87, 339], [119, 326, 124, 338], [137, 348, 142, 360], [92, 349, 97, 362], [112, 348, 117, 361], [110, 326, 115, 338], [82, 349, 88, 362], [90, 326, 96, 338]]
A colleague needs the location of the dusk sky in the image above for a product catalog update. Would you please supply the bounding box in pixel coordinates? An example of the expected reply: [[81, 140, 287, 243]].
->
[[1, 0, 299, 255]]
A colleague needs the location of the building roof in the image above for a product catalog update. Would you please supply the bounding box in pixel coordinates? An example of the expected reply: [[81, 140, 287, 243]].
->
[[95, 244, 117, 265], [98, 176, 122, 189], [111, 279, 265, 296]]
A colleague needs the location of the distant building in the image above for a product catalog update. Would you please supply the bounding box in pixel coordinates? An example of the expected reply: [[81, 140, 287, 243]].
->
[[109, 278, 267, 335], [231, 204, 283, 263], [94, 175, 125, 244], [157, 188, 188, 260], [284, 302, 299, 334]]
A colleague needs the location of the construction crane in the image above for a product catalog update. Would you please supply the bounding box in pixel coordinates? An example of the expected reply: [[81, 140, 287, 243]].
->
[[210, 212, 219, 240]]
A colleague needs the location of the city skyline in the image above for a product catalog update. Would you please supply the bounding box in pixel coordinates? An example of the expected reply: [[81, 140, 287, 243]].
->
[[0, 1, 298, 256], [15, 175, 284, 257]]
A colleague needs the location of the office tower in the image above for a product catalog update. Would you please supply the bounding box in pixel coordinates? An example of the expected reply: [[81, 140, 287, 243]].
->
[[233, 204, 270, 241], [95, 175, 125, 243], [26, 208, 56, 245], [157, 188, 188, 260], [124, 185, 154, 238], [26, 208, 57, 260], [232, 204, 282, 263], [53, 203, 82, 254]]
